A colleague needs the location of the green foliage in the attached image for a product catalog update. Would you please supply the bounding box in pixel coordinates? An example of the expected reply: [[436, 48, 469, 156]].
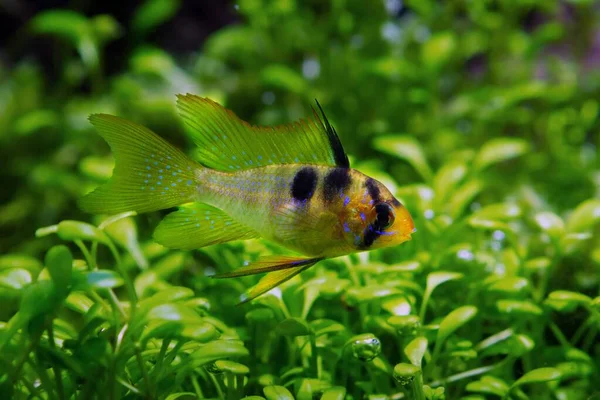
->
[[1, 0, 599, 399]]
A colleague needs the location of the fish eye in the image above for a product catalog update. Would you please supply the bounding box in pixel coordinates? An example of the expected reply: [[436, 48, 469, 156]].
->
[[374, 203, 395, 229]]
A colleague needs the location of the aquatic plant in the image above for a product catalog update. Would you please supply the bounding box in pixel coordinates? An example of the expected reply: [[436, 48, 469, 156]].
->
[[0, 1, 598, 398]]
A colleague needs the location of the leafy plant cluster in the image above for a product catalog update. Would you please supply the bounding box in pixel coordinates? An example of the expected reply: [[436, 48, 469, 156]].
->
[[1, 0, 599, 399]]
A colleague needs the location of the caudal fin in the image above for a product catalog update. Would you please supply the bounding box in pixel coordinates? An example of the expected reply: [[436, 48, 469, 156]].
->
[[79, 114, 201, 215]]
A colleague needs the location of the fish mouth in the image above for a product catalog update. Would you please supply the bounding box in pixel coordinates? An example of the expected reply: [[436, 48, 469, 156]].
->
[[402, 227, 417, 242]]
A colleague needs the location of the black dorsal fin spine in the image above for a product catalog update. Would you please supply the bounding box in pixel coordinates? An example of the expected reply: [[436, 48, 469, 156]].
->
[[313, 100, 350, 169]]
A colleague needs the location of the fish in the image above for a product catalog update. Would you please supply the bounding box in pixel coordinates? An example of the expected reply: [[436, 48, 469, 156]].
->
[[79, 94, 416, 302]]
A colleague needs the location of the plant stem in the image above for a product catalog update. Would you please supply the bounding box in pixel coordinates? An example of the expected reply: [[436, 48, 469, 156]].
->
[[135, 347, 152, 397], [108, 243, 138, 311], [412, 372, 427, 400], [47, 324, 65, 400], [309, 334, 319, 378]]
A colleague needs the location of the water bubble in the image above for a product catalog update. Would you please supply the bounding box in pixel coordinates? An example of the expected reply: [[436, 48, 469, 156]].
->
[[393, 363, 420, 386], [261, 91, 275, 105], [384, 0, 403, 15], [457, 249, 474, 261], [350, 334, 381, 361], [381, 22, 402, 44], [388, 315, 421, 336], [302, 58, 321, 80]]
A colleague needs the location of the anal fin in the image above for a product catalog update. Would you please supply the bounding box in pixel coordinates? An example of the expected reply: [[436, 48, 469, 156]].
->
[[153, 203, 259, 250]]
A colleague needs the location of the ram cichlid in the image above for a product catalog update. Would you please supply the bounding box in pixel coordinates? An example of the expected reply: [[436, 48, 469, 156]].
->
[[79, 94, 415, 302]]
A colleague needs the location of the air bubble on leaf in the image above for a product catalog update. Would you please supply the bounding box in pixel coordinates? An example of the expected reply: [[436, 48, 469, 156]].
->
[[350, 334, 381, 361], [388, 315, 421, 336], [457, 249, 474, 261], [393, 363, 421, 386]]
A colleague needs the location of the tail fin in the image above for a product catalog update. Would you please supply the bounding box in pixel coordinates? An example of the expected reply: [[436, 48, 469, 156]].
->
[[79, 114, 201, 215]]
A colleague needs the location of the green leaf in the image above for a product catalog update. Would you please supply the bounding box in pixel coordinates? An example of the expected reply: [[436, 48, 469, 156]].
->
[[189, 340, 249, 367], [263, 385, 294, 400], [276, 317, 312, 337], [81, 270, 124, 289], [423, 272, 463, 308], [469, 202, 522, 222], [437, 306, 478, 344], [297, 379, 331, 400], [511, 367, 561, 389], [261, 65, 306, 94], [104, 216, 147, 270], [213, 360, 250, 375], [472, 138, 529, 171], [165, 393, 197, 400], [496, 300, 543, 317], [130, 46, 175, 76], [566, 199, 600, 233], [45, 245, 72, 298], [133, 0, 181, 35], [534, 212, 565, 241], [20, 280, 58, 319], [393, 363, 421, 386], [56, 221, 111, 245], [345, 285, 402, 305], [422, 31, 457, 70], [373, 135, 433, 182], [446, 179, 485, 218], [90, 14, 121, 44], [0, 269, 32, 290], [404, 336, 428, 367], [79, 156, 113, 181], [29, 10, 99, 70], [0, 254, 42, 273], [432, 159, 468, 208], [320, 387, 346, 400], [30, 10, 89, 44], [466, 375, 510, 397], [310, 319, 345, 337], [65, 292, 95, 314], [486, 277, 529, 295], [545, 290, 592, 312]]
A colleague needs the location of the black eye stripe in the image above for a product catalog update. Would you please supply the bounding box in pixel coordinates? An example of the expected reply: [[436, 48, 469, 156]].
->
[[365, 178, 381, 202], [291, 167, 318, 201]]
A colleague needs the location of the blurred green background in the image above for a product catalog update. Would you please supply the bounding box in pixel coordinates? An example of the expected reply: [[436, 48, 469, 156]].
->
[[0, 1, 599, 399]]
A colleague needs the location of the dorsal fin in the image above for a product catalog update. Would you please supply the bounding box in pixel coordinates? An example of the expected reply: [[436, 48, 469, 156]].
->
[[176, 94, 350, 171]]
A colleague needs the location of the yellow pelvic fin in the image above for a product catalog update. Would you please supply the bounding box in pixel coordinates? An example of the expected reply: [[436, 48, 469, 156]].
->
[[153, 203, 259, 250], [241, 260, 320, 303], [176, 94, 349, 171], [79, 114, 200, 215], [211, 255, 323, 278]]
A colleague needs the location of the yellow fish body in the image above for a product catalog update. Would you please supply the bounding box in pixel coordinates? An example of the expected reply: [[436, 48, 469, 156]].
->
[[80, 94, 415, 301]]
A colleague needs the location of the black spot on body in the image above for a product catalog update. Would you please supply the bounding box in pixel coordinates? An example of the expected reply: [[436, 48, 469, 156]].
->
[[323, 168, 351, 202], [291, 167, 318, 201], [365, 178, 381, 202]]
